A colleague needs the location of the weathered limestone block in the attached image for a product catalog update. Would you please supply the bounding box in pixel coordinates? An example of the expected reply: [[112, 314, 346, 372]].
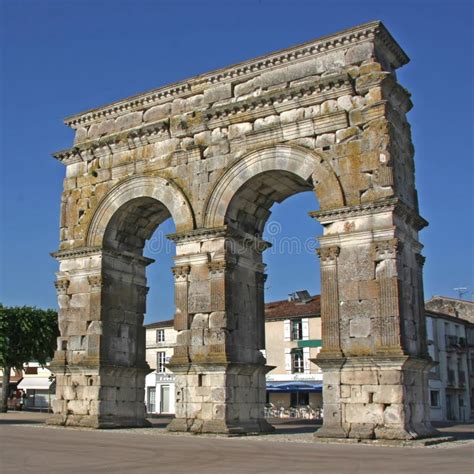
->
[[228, 122, 253, 139], [143, 103, 171, 122], [335, 126, 358, 143], [234, 77, 261, 97], [254, 115, 280, 131], [209, 311, 227, 328], [115, 112, 143, 131], [204, 83, 232, 103]]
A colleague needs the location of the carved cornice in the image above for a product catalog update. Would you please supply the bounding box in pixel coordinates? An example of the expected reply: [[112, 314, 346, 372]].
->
[[316, 246, 340, 264], [51, 247, 103, 260], [310, 198, 428, 230], [63, 21, 407, 129], [51, 246, 155, 266], [53, 120, 169, 165], [167, 226, 228, 243], [393, 200, 429, 231], [168, 226, 271, 255], [102, 248, 155, 266]]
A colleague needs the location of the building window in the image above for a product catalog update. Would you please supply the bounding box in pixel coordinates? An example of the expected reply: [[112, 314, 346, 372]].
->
[[290, 391, 309, 407], [291, 348, 304, 373], [156, 329, 165, 343], [291, 319, 303, 341], [157, 351, 166, 373], [430, 390, 440, 408]]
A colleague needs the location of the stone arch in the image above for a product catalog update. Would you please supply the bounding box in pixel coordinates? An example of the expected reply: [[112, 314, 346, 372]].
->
[[51, 23, 433, 440], [204, 144, 344, 232], [87, 175, 195, 249]]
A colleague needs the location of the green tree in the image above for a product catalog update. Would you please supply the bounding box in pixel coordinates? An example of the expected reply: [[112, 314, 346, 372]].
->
[[0, 305, 59, 412]]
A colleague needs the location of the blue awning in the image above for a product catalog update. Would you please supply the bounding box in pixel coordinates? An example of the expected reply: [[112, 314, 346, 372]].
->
[[266, 381, 322, 393]]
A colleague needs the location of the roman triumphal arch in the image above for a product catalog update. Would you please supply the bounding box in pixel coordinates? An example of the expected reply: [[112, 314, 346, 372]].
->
[[49, 22, 435, 439]]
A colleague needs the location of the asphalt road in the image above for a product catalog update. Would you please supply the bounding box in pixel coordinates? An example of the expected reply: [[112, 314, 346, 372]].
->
[[1, 414, 473, 474]]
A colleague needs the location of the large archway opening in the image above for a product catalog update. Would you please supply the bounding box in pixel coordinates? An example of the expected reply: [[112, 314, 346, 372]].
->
[[262, 191, 323, 416], [98, 196, 178, 426], [221, 162, 323, 422]]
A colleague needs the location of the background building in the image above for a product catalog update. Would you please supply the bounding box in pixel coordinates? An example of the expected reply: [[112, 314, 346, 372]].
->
[[144, 294, 474, 420], [1, 363, 55, 411], [426, 297, 474, 422], [264, 291, 323, 410], [144, 320, 176, 415], [17, 362, 55, 411]]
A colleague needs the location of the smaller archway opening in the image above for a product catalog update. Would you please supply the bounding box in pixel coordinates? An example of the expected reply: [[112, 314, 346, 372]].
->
[[222, 162, 324, 417], [103, 197, 172, 255], [100, 196, 177, 372], [225, 170, 314, 237]]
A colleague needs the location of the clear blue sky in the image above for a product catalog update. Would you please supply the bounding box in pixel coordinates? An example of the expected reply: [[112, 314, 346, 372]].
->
[[1, 0, 473, 324]]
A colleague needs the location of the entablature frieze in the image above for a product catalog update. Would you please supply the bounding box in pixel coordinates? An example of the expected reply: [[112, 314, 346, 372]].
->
[[53, 74, 353, 165]]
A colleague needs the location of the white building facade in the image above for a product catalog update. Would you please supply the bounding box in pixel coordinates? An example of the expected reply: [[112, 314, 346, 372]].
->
[[144, 320, 176, 415], [264, 292, 323, 410], [426, 310, 471, 421]]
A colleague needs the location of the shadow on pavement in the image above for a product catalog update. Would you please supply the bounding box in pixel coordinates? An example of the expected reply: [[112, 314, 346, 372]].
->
[[2, 412, 473, 441]]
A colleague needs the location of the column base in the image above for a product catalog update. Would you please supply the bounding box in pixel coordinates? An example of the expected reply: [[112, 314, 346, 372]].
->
[[169, 361, 274, 435], [167, 417, 275, 435], [47, 414, 151, 429], [314, 425, 349, 439]]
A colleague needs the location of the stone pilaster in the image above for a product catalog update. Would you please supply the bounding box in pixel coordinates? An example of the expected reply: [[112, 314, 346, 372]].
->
[[311, 200, 435, 440], [316, 246, 342, 357], [172, 264, 190, 331], [372, 238, 405, 355], [255, 271, 267, 352]]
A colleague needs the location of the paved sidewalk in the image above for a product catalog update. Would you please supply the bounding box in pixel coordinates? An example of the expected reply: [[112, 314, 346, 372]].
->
[[1, 412, 473, 473]]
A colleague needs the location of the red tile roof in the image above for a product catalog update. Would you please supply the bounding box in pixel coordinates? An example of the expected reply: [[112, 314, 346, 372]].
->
[[145, 296, 322, 327], [265, 295, 321, 320]]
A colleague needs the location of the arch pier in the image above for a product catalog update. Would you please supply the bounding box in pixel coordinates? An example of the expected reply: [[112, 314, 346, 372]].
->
[[50, 22, 435, 438]]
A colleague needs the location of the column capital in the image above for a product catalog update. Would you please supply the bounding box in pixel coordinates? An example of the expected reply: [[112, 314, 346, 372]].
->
[[316, 246, 340, 265], [415, 253, 426, 267], [54, 278, 70, 295], [208, 259, 236, 276], [87, 274, 103, 291], [372, 238, 402, 261], [172, 265, 191, 281]]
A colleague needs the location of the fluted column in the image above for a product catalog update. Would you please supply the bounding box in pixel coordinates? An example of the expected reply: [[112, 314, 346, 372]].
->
[[172, 264, 190, 331], [317, 246, 342, 357], [372, 238, 405, 355]]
